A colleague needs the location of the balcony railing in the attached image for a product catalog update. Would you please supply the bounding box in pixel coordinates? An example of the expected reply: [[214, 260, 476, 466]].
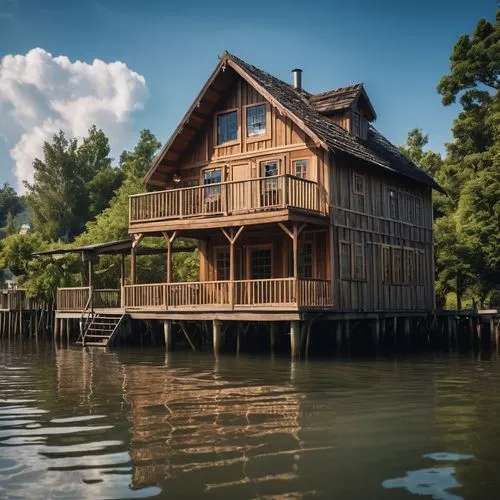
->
[[129, 175, 325, 224], [123, 278, 332, 310], [56, 287, 121, 312]]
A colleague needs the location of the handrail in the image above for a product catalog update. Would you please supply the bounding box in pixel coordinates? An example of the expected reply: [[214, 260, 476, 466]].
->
[[123, 278, 332, 309], [129, 174, 325, 223]]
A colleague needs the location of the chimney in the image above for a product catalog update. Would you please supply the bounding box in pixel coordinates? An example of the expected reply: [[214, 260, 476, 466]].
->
[[292, 68, 302, 91]]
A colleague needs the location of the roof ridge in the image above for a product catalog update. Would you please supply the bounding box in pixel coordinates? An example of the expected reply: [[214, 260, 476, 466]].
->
[[310, 83, 364, 100]]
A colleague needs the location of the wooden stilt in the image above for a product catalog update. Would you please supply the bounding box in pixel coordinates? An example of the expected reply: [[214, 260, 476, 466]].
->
[[163, 320, 173, 351], [179, 321, 196, 352], [374, 318, 380, 350], [270, 322, 277, 353], [476, 320, 482, 347], [290, 320, 301, 359], [213, 320, 221, 355], [336, 321, 342, 351]]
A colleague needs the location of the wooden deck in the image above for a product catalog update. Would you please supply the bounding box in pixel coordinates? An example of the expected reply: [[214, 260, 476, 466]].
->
[[129, 175, 327, 232], [56, 279, 332, 320]]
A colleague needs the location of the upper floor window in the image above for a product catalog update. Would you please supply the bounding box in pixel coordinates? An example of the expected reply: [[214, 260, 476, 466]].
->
[[351, 111, 368, 139], [246, 104, 266, 137], [217, 110, 237, 145], [388, 188, 398, 219], [293, 159, 308, 179], [353, 172, 365, 212], [203, 167, 222, 198]]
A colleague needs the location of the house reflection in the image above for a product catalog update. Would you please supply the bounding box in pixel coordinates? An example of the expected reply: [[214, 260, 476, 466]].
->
[[55, 347, 311, 496]]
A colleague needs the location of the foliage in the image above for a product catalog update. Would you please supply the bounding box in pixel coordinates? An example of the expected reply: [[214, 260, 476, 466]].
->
[[5, 211, 17, 236], [24, 126, 124, 242], [0, 183, 23, 227], [403, 10, 499, 309]]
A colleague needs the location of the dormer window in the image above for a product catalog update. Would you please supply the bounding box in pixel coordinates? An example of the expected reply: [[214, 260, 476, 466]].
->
[[351, 110, 368, 140], [217, 110, 238, 145], [246, 104, 266, 137]]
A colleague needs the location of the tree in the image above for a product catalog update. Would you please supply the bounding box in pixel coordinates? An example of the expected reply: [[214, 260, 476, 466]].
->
[[24, 127, 124, 241], [434, 10, 500, 308], [0, 183, 23, 227], [5, 211, 17, 236], [120, 129, 161, 178]]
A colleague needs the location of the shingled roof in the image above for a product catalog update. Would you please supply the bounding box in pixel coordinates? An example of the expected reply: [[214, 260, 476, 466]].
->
[[147, 52, 443, 193], [227, 53, 443, 192], [309, 83, 377, 120]]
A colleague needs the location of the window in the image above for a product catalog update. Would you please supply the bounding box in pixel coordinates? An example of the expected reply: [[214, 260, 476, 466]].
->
[[404, 249, 415, 284], [217, 110, 237, 145], [250, 248, 272, 279], [388, 188, 398, 219], [289, 242, 314, 278], [353, 173, 365, 212], [261, 160, 280, 205], [246, 104, 266, 137], [340, 242, 351, 279], [351, 111, 360, 136], [415, 197, 422, 225], [353, 244, 365, 280], [203, 168, 222, 198], [215, 249, 230, 281], [392, 248, 402, 284], [293, 159, 308, 179], [382, 246, 391, 283]]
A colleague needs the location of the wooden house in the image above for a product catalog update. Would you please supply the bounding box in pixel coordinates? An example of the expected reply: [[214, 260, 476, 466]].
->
[[55, 52, 443, 353]]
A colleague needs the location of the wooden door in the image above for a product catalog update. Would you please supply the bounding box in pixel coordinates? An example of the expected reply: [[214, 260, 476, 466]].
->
[[260, 160, 281, 207], [230, 162, 252, 213]]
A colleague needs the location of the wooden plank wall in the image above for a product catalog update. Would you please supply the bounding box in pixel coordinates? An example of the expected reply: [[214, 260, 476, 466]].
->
[[330, 156, 434, 312], [173, 77, 310, 186], [199, 228, 329, 283]]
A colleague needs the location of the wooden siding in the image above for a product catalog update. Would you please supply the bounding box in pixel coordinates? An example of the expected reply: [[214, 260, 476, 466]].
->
[[170, 78, 310, 188], [330, 156, 434, 312]]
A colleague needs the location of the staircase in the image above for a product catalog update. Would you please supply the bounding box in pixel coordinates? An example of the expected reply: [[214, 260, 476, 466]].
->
[[80, 313, 126, 347]]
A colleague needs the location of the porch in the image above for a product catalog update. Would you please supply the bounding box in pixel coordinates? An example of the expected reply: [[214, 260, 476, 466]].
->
[[129, 174, 327, 230], [123, 277, 332, 311]]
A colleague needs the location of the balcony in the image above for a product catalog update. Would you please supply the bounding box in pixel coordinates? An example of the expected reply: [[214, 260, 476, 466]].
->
[[123, 278, 332, 311], [56, 287, 121, 312], [129, 175, 327, 230]]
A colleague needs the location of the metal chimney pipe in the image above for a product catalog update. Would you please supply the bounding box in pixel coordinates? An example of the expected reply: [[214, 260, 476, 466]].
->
[[292, 68, 302, 91]]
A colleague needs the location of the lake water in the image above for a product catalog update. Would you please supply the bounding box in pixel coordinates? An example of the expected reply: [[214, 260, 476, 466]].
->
[[1, 341, 499, 499]]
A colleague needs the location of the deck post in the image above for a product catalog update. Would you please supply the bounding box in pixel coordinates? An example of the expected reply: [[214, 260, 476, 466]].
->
[[163, 320, 173, 351], [221, 227, 244, 309], [374, 318, 380, 350], [130, 233, 144, 286], [213, 319, 222, 355], [270, 322, 277, 353], [290, 320, 301, 359]]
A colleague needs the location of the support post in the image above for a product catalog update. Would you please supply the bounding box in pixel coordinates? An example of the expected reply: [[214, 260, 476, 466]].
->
[[374, 318, 380, 350], [220, 227, 244, 309], [130, 233, 144, 286], [290, 320, 301, 359], [213, 320, 222, 355], [164, 320, 173, 351], [270, 322, 277, 353], [404, 318, 411, 349]]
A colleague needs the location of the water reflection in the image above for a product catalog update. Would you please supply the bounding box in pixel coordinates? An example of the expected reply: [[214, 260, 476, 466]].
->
[[1, 342, 500, 498]]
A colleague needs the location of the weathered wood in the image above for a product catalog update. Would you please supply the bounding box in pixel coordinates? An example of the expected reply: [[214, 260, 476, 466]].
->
[[213, 319, 222, 355], [290, 320, 301, 359]]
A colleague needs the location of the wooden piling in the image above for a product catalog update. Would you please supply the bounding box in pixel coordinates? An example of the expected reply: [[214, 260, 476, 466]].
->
[[290, 320, 300, 359], [213, 320, 222, 355], [163, 320, 173, 351]]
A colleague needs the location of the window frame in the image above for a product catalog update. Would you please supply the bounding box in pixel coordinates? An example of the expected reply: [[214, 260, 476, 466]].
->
[[201, 166, 224, 199], [246, 244, 273, 280], [292, 159, 309, 179], [352, 172, 365, 212], [244, 102, 270, 141], [215, 108, 240, 147], [387, 187, 398, 220]]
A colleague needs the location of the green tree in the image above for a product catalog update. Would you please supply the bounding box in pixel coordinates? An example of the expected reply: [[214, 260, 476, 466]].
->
[[0, 183, 23, 227], [24, 127, 124, 241], [5, 211, 17, 236], [120, 129, 161, 178], [434, 9, 500, 308]]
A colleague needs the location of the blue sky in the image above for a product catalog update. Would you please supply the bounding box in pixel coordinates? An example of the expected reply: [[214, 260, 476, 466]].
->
[[0, 0, 496, 189]]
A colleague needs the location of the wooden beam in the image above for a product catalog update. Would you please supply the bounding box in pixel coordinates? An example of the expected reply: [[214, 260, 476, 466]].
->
[[162, 231, 178, 283]]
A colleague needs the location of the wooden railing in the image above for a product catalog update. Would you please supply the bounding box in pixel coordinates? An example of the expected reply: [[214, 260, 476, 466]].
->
[[124, 278, 332, 310], [129, 175, 324, 224], [57, 287, 90, 311], [297, 279, 332, 307], [56, 287, 121, 311]]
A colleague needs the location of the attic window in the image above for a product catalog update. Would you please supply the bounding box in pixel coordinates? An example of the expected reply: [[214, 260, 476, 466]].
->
[[247, 104, 266, 137], [351, 111, 368, 140], [217, 110, 238, 145]]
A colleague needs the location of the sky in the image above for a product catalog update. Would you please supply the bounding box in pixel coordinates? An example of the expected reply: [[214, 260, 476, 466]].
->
[[0, 0, 496, 191]]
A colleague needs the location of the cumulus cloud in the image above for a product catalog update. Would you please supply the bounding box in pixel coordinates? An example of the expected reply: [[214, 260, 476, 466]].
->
[[0, 48, 148, 191]]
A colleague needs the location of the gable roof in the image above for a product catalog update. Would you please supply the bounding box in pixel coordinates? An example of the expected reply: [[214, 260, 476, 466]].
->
[[309, 83, 377, 120], [147, 52, 443, 193]]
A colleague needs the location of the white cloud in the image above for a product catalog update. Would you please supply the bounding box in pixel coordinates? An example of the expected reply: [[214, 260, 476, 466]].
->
[[0, 47, 148, 191]]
